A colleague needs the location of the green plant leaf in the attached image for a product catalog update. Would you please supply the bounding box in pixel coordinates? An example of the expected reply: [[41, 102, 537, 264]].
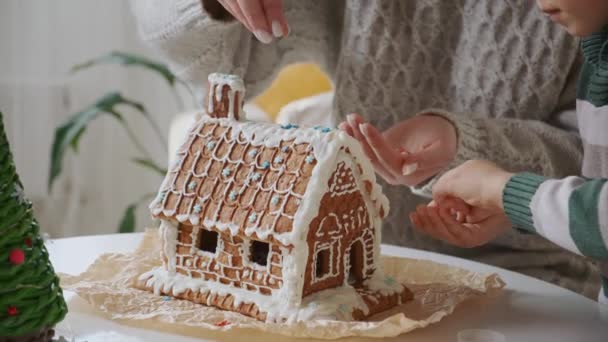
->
[[48, 92, 148, 191], [119, 203, 137, 234], [72, 51, 177, 86], [132, 157, 168, 176]]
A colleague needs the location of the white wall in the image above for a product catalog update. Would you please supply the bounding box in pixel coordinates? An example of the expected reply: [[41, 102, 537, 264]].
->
[[0, 0, 183, 237]]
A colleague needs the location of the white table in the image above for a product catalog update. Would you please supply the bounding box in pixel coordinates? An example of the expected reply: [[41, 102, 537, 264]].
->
[[46, 233, 608, 342]]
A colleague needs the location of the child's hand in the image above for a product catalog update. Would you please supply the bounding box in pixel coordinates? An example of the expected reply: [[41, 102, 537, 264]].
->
[[433, 160, 514, 211], [410, 201, 512, 248], [216, 0, 289, 43], [338, 113, 457, 186]]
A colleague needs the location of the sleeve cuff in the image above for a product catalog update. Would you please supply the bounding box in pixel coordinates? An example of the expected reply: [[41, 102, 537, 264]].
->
[[502, 172, 546, 233]]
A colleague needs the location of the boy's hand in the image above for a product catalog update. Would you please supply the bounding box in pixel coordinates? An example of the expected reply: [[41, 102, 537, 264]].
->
[[338, 113, 457, 186], [215, 0, 289, 43], [410, 202, 512, 248], [433, 160, 514, 211]]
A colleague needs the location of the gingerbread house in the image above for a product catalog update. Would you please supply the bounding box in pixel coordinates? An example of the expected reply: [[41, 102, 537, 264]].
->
[[138, 73, 412, 322]]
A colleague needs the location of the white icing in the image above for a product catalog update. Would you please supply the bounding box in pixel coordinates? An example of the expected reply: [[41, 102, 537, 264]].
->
[[139, 267, 399, 322], [207, 73, 245, 120], [159, 220, 178, 273]]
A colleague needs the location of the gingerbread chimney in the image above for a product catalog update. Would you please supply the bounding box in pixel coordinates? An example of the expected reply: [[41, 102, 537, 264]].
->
[[206, 73, 245, 121]]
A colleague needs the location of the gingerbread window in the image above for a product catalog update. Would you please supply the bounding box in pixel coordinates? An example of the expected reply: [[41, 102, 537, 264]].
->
[[198, 228, 219, 253], [250, 240, 269, 266]]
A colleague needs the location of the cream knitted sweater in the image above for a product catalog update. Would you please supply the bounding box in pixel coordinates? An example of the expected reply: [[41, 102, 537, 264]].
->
[[130, 0, 600, 297]]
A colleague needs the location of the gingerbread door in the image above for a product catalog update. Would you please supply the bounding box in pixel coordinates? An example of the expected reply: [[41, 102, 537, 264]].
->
[[348, 240, 364, 287]]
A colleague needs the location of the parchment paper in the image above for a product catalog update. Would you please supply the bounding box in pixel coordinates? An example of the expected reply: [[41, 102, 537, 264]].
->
[[59, 229, 505, 339]]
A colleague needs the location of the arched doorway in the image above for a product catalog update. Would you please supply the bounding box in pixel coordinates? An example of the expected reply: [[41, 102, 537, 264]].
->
[[348, 240, 364, 287]]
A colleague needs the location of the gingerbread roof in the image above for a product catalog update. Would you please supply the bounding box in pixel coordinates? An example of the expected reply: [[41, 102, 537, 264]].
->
[[150, 116, 388, 247]]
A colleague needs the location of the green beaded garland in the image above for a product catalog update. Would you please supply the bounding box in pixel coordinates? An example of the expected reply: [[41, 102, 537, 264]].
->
[[0, 111, 68, 337]]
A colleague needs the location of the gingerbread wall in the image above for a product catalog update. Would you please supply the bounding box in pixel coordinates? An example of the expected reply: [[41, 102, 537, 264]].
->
[[302, 161, 376, 297], [173, 224, 286, 296]]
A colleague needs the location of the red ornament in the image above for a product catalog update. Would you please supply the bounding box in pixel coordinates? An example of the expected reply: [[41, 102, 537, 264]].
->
[[7, 306, 18, 316], [24, 237, 32, 247], [215, 320, 230, 327], [9, 249, 25, 265]]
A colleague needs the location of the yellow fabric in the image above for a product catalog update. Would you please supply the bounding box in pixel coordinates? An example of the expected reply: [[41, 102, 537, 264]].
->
[[254, 64, 332, 120]]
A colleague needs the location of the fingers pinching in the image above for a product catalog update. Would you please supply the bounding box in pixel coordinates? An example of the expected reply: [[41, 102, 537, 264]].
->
[[346, 115, 376, 161], [359, 123, 403, 178], [261, 0, 289, 37], [237, 0, 273, 43]]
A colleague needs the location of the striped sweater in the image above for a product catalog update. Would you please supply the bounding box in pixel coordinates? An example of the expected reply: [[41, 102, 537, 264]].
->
[[504, 26, 608, 303]]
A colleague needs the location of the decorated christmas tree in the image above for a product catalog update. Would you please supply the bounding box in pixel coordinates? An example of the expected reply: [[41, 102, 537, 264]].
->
[[0, 111, 67, 341]]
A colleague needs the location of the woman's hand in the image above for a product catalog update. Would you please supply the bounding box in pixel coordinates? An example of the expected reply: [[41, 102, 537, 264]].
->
[[338, 113, 458, 186], [214, 0, 289, 43]]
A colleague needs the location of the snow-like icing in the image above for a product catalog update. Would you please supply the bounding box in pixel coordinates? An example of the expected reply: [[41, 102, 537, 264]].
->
[[139, 266, 401, 322]]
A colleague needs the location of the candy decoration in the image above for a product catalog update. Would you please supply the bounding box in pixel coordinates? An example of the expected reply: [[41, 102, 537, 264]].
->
[[229, 190, 238, 201], [280, 123, 298, 129], [187, 181, 197, 191], [250, 173, 261, 182], [193, 204, 202, 214], [274, 156, 284, 164], [7, 306, 18, 316], [206, 141, 216, 150], [261, 161, 270, 169], [9, 248, 25, 265], [281, 146, 290, 153], [248, 213, 258, 223], [271, 195, 280, 205], [222, 168, 232, 177], [248, 149, 258, 157], [305, 156, 315, 164], [0, 111, 67, 339]]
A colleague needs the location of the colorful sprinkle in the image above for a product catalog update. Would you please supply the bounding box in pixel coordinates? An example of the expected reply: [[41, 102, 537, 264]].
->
[[206, 141, 216, 150], [281, 146, 290, 153], [158, 191, 166, 201], [281, 123, 298, 129], [193, 204, 202, 214], [321, 127, 331, 133], [222, 168, 232, 177], [229, 190, 238, 201], [271, 195, 280, 205], [273, 156, 284, 164], [261, 161, 270, 169], [248, 213, 258, 223], [248, 149, 258, 157], [250, 173, 261, 181], [9, 249, 25, 265], [188, 181, 197, 191], [215, 320, 231, 327], [163, 296, 172, 301], [305, 156, 315, 164]]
